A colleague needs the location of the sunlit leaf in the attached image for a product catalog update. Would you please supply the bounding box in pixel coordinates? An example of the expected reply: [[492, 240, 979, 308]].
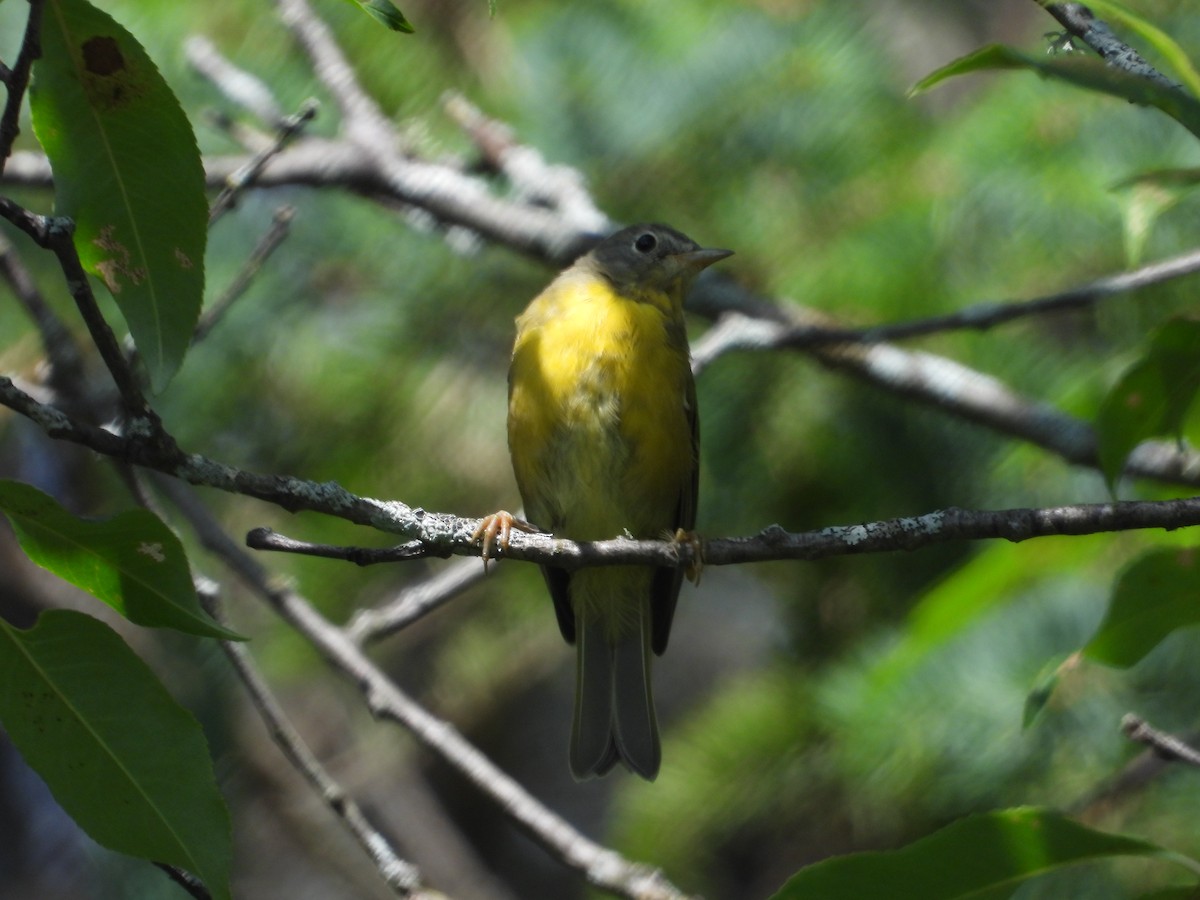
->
[[0, 611, 232, 900], [30, 0, 207, 390], [0, 480, 243, 640], [769, 807, 1199, 900], [912, 45, 1200, 140], [342, 0, 414, 32], [1084, 548, 1200, 668]]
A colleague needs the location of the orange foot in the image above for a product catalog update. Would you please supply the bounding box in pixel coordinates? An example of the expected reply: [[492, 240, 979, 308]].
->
[[672, 528, 705, 585], [472, 511, 537, 571]]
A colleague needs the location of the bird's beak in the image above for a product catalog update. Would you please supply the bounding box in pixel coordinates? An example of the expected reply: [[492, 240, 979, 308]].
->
[[678, 247, 734, 273], [666, 247, 733, 283]]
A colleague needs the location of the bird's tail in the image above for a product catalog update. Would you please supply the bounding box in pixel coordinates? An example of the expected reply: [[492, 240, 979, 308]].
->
[[570, 571, 660, 781]]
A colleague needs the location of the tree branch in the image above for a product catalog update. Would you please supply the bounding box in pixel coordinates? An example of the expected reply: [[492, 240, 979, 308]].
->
[[161, 482, 693, 900], [248, 493, 1200, 570], [1121, 714, 1200, 768], [1039, 2, 1183, 91], [194, 583, 431, 897], [0, 0, 45, 173]]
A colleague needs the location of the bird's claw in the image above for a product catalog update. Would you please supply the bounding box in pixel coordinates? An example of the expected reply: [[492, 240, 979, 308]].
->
[[672, 528, 705, 585], [472, 511, 536, 571]]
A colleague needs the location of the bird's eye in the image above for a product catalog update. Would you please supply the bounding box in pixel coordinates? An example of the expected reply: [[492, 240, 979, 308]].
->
[[634, 232, 657, 253]]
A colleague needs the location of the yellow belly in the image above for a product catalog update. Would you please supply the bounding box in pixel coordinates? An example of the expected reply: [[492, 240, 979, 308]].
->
[[508, 272, 693, 542]]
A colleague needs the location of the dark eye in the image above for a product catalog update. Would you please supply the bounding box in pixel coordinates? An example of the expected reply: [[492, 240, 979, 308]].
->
[[634, 232, 657, 253]]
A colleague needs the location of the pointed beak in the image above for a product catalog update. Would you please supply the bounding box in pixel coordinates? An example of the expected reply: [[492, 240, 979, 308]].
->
[[678, 247, 734, 273]]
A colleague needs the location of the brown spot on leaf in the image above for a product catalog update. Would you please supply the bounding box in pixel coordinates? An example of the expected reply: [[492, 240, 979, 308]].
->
[[173, 248, 193, 270], [82, 36, 125, 76], [79, 36, 143, 110], [91, 224, 145, 292]]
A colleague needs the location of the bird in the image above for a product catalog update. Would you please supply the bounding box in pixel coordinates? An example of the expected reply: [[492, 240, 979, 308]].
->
[[475, 223, 732, 780]]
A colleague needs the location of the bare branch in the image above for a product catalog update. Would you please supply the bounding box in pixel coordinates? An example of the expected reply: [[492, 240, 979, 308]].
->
[[0, 229, 86, 396], [0, 0, 45, 172], [691, 305, 1200, 489], [0, 200, 158, 422], [162, 484, 693, 900], [345, 557, 486, 645], [209, 103, 319, 223], [1039, 2, 1183, 91], [6, 373, 1200, 570], [750, 246, 1200, 349], [1121, 714, 1200, 768], [195, 205, 296, 342], [247, 494, 1200, 571], [196, 584, 430, 897], [184, 34, 287, 127]]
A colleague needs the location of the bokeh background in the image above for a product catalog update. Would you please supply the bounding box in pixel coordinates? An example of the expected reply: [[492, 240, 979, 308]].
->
[[3, 0, 1200, 897]]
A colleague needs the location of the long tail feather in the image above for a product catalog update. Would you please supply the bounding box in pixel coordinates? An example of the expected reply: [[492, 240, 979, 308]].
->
[[570, 602, 659, 781]]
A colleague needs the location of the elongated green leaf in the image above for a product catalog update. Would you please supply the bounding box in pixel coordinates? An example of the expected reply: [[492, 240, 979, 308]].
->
[[0, 611, 232, 900], [1096, 318, 1200, 489], [343, 0, 415, 32], [912, 45, 1200, 141], [769, 807, 1199, 900], [1084, 548, 1200, 668], [0, 480, 243, 640], [1023, 652, 1077, 729], [30, 0, 207, 390], [1083, 0, 1200, 97]]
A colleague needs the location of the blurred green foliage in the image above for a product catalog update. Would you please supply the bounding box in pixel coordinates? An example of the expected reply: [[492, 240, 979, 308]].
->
[[4, 0, 1200, 898]]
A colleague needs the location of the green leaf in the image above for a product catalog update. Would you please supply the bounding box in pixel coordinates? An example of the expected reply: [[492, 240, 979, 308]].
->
[[30, 0, 208, 391], [0, 480, 244, 640], [1116, 175, 1196, 266], [911, 45, 1200, 141], [1083, 0, 1200, 98], [1084, 548, 1200, 668], [769, 807, 1200, 900], [1096, 318, 1200, 489], [0, 610, 232, 900], [1023, 653, 1077, 729], [343, 0, 415, 32]]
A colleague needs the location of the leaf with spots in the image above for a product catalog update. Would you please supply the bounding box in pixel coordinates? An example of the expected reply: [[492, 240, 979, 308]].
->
[[30, 0, 207, 391], [0, 610, 233, 900], [0, 480, 243, 640]]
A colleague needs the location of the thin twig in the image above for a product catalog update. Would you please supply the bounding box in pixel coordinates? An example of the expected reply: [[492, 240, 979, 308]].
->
[[0, 229, 86, 397], [0, 0, 46, 173], [185, 34, 287, 127], [195, 205, 296, 342], [764, 246, 1200, 349], [1121, 714, 1200, 768], [193, 582, 430, 897], [209, 102, 319, 223], [690, 305, 1200, 489], [1040, 2, 1183, 91], [5, 372, 1200, 570], [275, 0, 397, 149], [160, 482, 692, 900], [345, 557, 486, 645], [248, 493, 1200, 571], [0, 200, 158, 421]]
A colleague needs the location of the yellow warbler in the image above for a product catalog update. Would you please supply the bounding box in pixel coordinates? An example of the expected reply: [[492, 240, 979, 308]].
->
[[478, 223, 731, 780]]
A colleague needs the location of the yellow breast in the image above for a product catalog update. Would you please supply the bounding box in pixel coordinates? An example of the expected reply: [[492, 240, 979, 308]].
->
[[508, 270, 693, 541]]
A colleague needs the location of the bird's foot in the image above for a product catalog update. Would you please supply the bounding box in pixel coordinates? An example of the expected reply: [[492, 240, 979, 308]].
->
[[472, 511, 536, 571], [671, 528, 705, 585]]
